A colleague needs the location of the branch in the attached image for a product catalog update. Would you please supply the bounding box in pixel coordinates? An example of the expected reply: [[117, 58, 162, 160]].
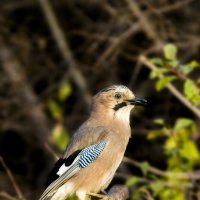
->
[[89, 185, 129, 200], [94, 23, 141, 68], [139, 55, 200, 118], [0, 191, 20, 200], [0, 45, 51, 143], [38, 0, 91, 104], [156, 0, 194, 14], [0, 45, 54, 186], [105, 185, 129, 200], [125, 0, 162, 46], [0, 157, 24, 200], [44, 142, 59, 160], [123, 157, 200, 180]]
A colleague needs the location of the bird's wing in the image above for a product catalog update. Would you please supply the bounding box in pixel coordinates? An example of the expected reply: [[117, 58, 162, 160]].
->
[[39, 140, 108, 200], [63, 125, 109, 158]]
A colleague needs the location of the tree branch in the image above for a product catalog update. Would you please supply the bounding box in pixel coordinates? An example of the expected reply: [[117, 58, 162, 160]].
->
[[38, 0, 91, 104], [0, 191, 20, 200], [139, 55, 200, 118], [0, 157, 24, 200], [124, 156, 200, 180]]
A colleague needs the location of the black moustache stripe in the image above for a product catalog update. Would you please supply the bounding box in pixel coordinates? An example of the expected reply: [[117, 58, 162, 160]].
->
[[113, 102, 127, 111]]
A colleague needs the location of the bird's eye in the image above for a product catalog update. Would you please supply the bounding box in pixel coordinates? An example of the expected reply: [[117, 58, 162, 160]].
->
[[114, 93, 122, 99]]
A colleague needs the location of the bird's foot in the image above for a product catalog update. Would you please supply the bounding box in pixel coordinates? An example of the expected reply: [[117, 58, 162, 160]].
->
[[100, 189, 108, 195], [87, 192, 107, 199]]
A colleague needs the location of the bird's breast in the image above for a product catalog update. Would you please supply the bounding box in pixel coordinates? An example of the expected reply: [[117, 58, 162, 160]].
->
[[71, 135, 129, 194]]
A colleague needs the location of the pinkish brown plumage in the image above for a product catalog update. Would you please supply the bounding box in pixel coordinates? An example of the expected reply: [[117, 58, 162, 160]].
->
[[39, 85, 147, 200]]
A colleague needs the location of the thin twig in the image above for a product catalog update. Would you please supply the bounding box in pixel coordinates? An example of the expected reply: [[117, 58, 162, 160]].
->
[[87, 192, 106, 199], [0, 157, 24, 200], [0, 191, 19, 200], [139, 55, 200, 118], [156, 0, 194, 14], [104, 185, 129, 200], [125, 0, 161, 45], [38, 0, 91, 104], [94, 23, 141, 68], [123, 156, 200, 180], [44, 143, 59, 160], [142, 189, 155, 200]]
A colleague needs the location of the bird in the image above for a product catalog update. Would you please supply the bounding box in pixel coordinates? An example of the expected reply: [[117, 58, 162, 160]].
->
[[39, 85, 147, 200]]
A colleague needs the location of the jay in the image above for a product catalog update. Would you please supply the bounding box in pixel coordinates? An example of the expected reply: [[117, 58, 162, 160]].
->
[[39, 85, 147, 200]]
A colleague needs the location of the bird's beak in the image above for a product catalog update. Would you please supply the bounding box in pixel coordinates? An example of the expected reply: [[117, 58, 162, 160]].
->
[[126, 96, 147, 106]]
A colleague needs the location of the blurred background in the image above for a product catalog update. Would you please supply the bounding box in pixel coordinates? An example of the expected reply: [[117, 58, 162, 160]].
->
[[0, 0, 200, 199]]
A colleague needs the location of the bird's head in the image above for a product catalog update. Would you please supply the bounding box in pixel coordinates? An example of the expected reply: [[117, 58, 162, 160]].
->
[[91, 85, 147, 123]]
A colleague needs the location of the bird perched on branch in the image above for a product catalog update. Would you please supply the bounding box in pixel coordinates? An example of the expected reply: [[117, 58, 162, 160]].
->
[[39, 85, 147, 200]]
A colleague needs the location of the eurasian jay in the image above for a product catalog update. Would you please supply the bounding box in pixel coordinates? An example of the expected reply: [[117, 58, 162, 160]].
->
[[39, 85, 147, 200]]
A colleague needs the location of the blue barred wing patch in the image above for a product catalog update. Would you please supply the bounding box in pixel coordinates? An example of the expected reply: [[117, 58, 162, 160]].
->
[[78, 141, 107, 168]]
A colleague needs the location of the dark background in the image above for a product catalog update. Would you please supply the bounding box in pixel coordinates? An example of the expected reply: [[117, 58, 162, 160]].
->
[[0, 0, 200, 199]]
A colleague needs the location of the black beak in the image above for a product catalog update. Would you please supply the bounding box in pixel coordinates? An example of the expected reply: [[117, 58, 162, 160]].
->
[[126, 96, 147, 106]]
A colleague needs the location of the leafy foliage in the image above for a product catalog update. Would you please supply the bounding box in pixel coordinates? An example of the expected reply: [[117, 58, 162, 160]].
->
[[48, 82, 72, 150], [127, 44, 200, 200]]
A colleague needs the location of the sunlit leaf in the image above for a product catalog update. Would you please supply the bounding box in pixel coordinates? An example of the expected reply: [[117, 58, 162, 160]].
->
[[150, 58, 164, 66], [183, 80, 199, 100], [139, 162, 149, 176], [154, 118, 165, 125], [180, 140, 200, 161], [179, 65, 193, 75], [48, 100, 62, 119], [165, 137, 177, 151], [174, 118, 196, 132], [167, 156, 181, 171], [164, 43, 177, 61], [149, 68, 168, 79], [192, 95, 200, 106], [189, 60, 200, 68], [68, 194, 79, 200], [148, 127, 170, 140], [166, 59, 179, 68], [58, 81, 72, 102], [149, 181, 164, 196], [52, 123, 69, 151], [156, 76, 176, 91], [126, 176, 140, 187], [159, 188, 185, 200], [148, 130, 163, 140]]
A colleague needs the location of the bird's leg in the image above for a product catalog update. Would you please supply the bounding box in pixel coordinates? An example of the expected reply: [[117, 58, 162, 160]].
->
[[87, 192, 107, 199], [100, 189, 108, 195]]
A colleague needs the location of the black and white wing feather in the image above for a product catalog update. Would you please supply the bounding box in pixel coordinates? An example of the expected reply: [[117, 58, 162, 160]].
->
[[39, 141, 107, 200]]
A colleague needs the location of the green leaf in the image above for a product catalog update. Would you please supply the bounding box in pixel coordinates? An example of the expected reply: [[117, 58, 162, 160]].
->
[[139, 162, 149, 176], [180, 140, 200, 161], [68, 194, 79, 200], [164, 43, 177, 60], [156, 76, 176, 91], [150, 58, 164, 66], [159, 188, 185, 200], [189, 60, 200, 68], [48, 100, 62, 119], [192, 95, 200, 106], [126, 176, 140, 187], [165, 137, 177, 151], [149, 68, 168, 79], [58, 82, 72, 102], [154, 118, 165, 125], [52, 124, 69, 151], [173, 118, 195, 131], [149, 181, 164, 196], [148, 127, 170, 140], [183, 80, 199, 100], [179, 65, 193, 75], [166, 59, 179, 68]]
